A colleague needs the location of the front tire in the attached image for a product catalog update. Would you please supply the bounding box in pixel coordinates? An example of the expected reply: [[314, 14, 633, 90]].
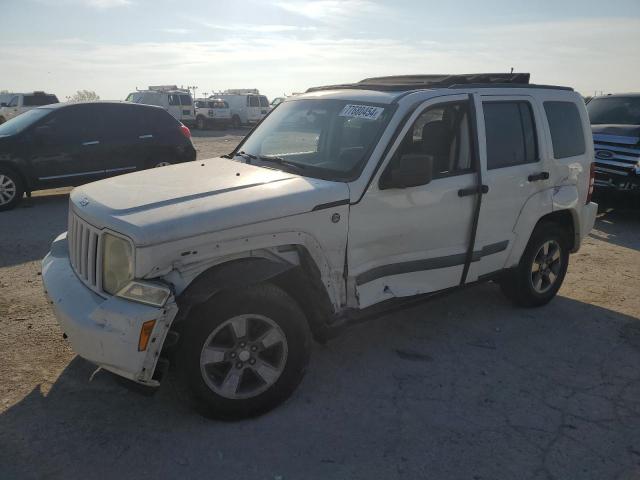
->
[[179, 283, 311, 420], [500, 223, 570, 307], [0, 166, 24, 212]]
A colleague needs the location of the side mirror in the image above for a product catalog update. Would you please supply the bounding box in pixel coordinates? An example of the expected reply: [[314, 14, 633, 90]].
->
[[380, 153, 433, 189]]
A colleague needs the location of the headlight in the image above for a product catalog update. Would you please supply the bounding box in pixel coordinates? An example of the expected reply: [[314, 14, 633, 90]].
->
[[102, 233, 133, 295], [117, 280, 171, 307]]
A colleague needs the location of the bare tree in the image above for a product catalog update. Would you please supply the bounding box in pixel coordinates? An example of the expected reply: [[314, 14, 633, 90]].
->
[[66, 90, 100, 103]]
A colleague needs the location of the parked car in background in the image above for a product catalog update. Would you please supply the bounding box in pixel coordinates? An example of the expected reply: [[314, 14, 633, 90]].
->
[[126, 86, 195, 127], [213, 89, 269, 127], [0, 101, 195, 211], [194, 98, 231, 129], [42, 73, 597, 420], [586, 94, 640, 192], [0, 91, 59, 124]]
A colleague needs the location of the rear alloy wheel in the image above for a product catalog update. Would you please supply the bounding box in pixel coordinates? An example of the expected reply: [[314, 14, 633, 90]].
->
[[500, 223, 569, 307], [180, 283, 311, 420], [0, 168, 24, 212]]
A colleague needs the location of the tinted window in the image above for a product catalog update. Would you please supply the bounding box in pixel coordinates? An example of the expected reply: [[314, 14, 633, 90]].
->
[[248, 96, 260, 107], [259, 96, 269, 107], [23, 94, 58, 106], [483, 102, 538, 169], [125, 93, 135, 102], [386, 101, 473, 180], [168, 94, 181, 106], [213, 101, 228, 108], [179, 94, 192, 106], [41, 105, 102, 142], [543, 101, 586, 159], [587, 96, 640, 125]]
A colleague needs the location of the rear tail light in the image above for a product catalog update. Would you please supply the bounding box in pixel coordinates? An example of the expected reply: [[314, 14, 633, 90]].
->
[[179, 124, 191, 139], [586, 162, 595, 204]]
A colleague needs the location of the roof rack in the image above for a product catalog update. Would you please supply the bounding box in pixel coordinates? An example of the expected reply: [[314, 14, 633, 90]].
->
[[306, 73, 573, 93]]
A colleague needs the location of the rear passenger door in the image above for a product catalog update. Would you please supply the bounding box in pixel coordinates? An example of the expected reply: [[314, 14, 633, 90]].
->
[[467, 95, 551, 281], [101, 104, 146, 177]]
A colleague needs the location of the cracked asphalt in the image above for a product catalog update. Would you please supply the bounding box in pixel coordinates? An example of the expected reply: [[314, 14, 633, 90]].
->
[[1, 131, 639, 479]]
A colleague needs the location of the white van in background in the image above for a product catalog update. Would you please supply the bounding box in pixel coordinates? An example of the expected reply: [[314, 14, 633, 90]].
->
[[194, 98, 232, 129], [212, 89, 269, 127], [126, 86, 195, 126]]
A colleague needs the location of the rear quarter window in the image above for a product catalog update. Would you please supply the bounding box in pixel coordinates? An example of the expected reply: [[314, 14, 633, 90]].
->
[[544, 101, 586, 158], [23, 95, 58, 106]]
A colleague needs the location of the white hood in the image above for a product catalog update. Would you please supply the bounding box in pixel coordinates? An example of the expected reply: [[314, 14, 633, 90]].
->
[[70, 158, 350, 246]]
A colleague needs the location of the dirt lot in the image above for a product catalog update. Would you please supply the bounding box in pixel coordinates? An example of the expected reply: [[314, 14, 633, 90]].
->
[[1, 131, 639, 479]]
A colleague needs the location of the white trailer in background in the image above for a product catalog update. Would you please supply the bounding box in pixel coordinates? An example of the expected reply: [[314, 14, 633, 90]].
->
[[211, 89, 269, 127]]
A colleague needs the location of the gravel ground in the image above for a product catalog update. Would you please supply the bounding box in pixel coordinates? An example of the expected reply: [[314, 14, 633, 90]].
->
[[1, 131, 639, 479]]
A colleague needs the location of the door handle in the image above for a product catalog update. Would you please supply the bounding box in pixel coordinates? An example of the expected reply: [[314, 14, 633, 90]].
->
[[139, 134, 153, 139], [458, 184, 489, 197], [528, 171, 549, 182], [82, 141, 100, 146]]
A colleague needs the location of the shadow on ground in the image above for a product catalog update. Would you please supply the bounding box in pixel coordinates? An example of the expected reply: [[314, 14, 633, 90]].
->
[[0, 192, 69, 268], [2, 285, 639, 480], [591, 191, 640, 251]]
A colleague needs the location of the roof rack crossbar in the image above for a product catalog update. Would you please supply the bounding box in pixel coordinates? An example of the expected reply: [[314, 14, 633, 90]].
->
[[306, 73, 572, 94]]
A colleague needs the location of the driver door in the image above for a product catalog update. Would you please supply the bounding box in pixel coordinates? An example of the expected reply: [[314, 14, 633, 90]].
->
[[348, 94, 479, 308]]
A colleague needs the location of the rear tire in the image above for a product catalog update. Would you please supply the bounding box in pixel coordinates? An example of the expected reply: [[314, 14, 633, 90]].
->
[[196, 116, 207, 130], [500, 222, 570, 307], [179, 283, 311, 420], [0, 166, 24, 212], [232, 115, 241, 129]]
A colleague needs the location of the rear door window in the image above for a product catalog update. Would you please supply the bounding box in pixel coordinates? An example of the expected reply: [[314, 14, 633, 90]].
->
[[168, 94, 181, 106], [248, 96, 260, 107], [544, 101, 586, 158], [483, 101, 538, 169], [259, 96, 269, 108], [179, 95, 192, 106]]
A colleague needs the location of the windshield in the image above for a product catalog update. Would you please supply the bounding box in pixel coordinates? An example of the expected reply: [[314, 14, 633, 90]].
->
[[0, 108, 53, 136], [587, 96, 640, 125], [235, 99, 394, 180]]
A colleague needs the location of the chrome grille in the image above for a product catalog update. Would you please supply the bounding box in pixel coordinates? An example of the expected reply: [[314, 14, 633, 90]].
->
[[68, 212, 102, 292], [593, 134, 640, 178]]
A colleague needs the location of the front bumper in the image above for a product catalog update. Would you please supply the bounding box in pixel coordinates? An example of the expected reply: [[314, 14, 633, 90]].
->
[[42, 233, 178, 386], [594, 169, 640, 191], [579, 201, 598, 246]]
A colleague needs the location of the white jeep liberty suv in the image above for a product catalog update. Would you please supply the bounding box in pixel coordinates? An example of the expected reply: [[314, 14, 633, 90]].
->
[[43, 73, 598, 419]]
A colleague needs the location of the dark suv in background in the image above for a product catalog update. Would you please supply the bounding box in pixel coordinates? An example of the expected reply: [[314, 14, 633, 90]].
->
[[587, 94, 640, 193], [0, 102, 196, 211]]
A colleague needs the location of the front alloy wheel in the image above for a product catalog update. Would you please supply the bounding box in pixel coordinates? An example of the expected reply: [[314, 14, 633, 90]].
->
[[200, 314, 288, 399], [0, 168, 24, 211], [180, 283, 311, 419]]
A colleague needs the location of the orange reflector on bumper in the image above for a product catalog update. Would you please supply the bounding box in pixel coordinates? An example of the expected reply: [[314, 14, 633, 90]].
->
[[138, 320, 156, 351]]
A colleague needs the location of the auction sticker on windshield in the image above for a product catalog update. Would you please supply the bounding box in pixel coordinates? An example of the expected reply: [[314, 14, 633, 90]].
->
[[339, 104, 384, 121]]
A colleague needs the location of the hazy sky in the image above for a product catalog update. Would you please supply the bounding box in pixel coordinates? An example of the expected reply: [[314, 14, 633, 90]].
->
[[1, 0, 639, 100]]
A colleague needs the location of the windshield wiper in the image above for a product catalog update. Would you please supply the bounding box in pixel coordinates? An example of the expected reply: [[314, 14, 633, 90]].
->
[[234, 151, 257, 163], [257, 155, 306, 171]]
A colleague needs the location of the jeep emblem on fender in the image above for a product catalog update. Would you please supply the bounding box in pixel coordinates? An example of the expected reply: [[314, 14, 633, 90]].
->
[[595, 150, 614, 159]]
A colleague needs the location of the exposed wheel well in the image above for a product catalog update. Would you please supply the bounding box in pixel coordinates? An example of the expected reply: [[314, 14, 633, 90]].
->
[[535, 209, 576, 251], [175, 248, 336, 343]]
